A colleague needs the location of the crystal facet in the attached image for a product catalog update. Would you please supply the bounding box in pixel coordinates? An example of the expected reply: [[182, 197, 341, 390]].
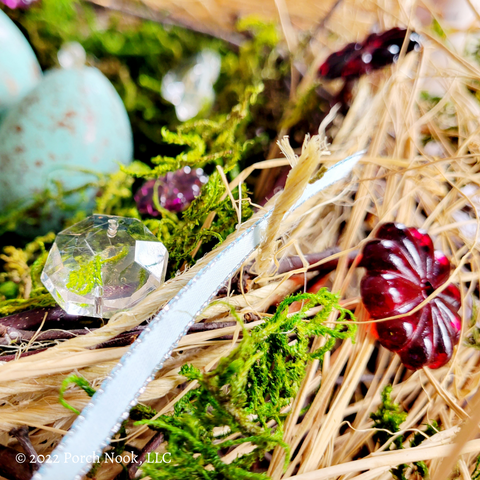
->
[[41, 214, 168, 318], [161, 49, 221, 121], [134, 166, 208, 215]]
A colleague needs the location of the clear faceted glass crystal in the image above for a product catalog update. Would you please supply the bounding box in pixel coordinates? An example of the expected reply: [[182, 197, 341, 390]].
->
[[41, 214, 168, 318], [161, 49, 221, 121]]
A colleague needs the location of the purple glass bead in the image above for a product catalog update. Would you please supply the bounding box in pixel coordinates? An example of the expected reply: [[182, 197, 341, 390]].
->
[[134, 166, 208, 215], [1, 0, 38, 8]]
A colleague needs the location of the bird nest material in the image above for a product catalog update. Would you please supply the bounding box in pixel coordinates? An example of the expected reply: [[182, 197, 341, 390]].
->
[[2, 0, 480, 480]]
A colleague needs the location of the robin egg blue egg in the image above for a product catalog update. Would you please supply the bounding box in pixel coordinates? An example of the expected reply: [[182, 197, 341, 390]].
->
[[0, 65, 133, 210], [0, 10, 42, 119]]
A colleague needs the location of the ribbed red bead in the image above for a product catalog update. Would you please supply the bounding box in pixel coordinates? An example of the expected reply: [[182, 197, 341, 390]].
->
[[360, 223, 461, 370], [318, 28, 421, 80]]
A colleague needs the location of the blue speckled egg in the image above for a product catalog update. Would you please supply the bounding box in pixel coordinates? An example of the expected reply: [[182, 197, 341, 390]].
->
[[0, 66, 133, 209], [0, 10, 42, 117]]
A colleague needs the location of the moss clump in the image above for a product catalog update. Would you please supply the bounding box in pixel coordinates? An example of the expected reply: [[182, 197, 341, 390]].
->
[[131, 87, 260, 272], [66, 255, 103, 295], [371, 385, 407, 450], [57, 291, 355, 478], [0, 2, 315, 321], [0, 0, 284, 283], [137, 291, 356, 478], [0, 234, 56, 315], [371, 386, 439, 480], [54, 291, 355, 478]]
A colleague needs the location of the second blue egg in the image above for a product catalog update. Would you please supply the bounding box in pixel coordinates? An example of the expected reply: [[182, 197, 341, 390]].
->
[[0, 66, 133, 209]]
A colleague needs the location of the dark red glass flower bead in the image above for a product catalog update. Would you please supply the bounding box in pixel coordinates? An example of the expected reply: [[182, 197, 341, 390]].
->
[[360, 223, 461, 370], [319, 28, 421, 80]]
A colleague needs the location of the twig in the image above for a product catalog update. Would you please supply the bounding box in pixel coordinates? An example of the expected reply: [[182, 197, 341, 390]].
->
[[0, 306, 95, 331], [0, 444, 33, 480], [277, 247, 360, 274], [128, 432, 164, 479], [0, 349, 48, 363], [218, 247, 360, 296], [0, 321, 245, 361], [0, 328, 97, 345], [10, 427, 39, 471], [187, 321, 238, 332]]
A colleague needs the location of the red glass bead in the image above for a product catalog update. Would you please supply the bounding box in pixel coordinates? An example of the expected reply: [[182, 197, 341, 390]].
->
[[318, 28, 421, 80], [360, 223, 461, 370]]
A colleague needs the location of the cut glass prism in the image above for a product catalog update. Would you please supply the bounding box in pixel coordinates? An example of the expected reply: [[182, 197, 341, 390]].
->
[[161, 49, 221, 121], [41, 214, 168, 318]]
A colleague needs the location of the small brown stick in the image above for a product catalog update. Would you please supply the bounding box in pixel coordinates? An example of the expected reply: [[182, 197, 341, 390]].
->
[[0, 349, 48, 363], [128, 432, 165, 479], [188, 321, 237, 332], [0, 444, 34, 480], [0, 306, 93, 331], [219, 247, 361, 296], [0, 321, 246, 362], [0, 247, 355, 339], [10, 427, 39, 471], [0, 328, 97, 345], [92, 327, 145, 350], [243, 313, 261, 323], [276, 247, 360, 275]]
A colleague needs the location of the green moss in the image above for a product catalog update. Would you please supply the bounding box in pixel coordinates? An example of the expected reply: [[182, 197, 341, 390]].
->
[[0, 281, 19, 300], [0, 234, 56, 315], [137, 290, 356, 478], [0, 4, 292, 316], [465, 303, 480, 349], [371, 385, 407, 450], [66, 246, 129, 295], [126, 85, 261, 272], [0, 293, 56, 316], [472, 455, 480, 480], [94, 168, 137, 218], [57, 292, 355, 478], [66, 255, 103, 295], [59, 374, 96, 415], [103, 245, 129, 265], [136, 268, 148, 291], [371, 386, 439, 480]]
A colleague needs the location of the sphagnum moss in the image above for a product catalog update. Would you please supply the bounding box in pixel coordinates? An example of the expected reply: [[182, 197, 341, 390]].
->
[[59, 291, 355, 479]]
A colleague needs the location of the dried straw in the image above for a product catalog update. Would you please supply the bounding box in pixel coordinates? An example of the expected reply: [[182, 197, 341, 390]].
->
[[3, 0, 480, 479]]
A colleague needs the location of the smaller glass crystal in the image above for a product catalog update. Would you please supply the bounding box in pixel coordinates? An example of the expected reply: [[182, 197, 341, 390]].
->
[[41, 214, 168, 318], [161, 49, 221, 121]]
